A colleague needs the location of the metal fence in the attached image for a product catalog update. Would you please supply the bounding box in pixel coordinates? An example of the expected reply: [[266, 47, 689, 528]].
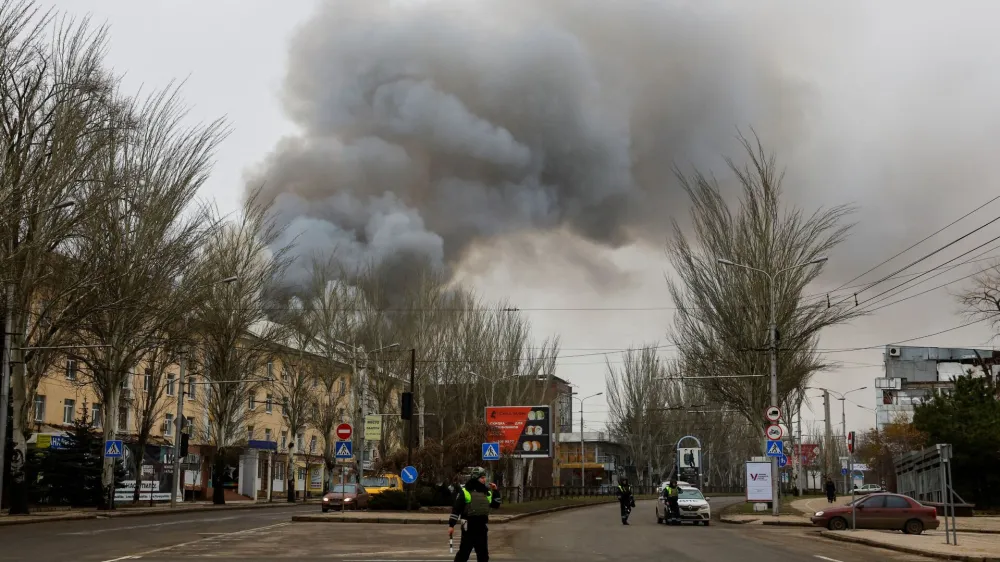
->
[[499, 484, 741, 503]]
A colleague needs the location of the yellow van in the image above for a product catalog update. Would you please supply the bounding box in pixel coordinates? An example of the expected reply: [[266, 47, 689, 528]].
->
[[361, 473, 403, 495]]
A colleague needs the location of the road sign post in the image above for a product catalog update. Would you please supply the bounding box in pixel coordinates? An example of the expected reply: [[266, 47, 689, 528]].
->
[[765, 406, 781, 422], [335, 441, 353, 460], [766, 423, 784, 441], [766, 440, 784, 457], [104, 440, 123, 458], [778, 454, 788, 468]]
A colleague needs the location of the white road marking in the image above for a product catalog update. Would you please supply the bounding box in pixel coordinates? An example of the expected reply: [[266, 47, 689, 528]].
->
[[814, 556, 844, 562], [98, 522, 289, 562], [62, 515, 244, 535]]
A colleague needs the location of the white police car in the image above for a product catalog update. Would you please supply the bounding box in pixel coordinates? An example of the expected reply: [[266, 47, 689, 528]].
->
[[656, 486, 711, 525]]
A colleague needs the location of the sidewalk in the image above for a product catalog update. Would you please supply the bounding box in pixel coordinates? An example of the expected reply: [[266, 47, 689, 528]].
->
[[0, 500, 315, 527], [821, 530, 1000, 561]]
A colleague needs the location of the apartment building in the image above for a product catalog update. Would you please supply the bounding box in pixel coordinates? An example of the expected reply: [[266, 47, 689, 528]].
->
[[28, 322, 370, 502]]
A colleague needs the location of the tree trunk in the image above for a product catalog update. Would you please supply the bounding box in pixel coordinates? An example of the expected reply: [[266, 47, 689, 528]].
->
[[99, 391, 120, 510], [286, 453, 295, 503], [8, 361, 29, 514], [132, 439, 145, 504], [212, 449, 226, 505]]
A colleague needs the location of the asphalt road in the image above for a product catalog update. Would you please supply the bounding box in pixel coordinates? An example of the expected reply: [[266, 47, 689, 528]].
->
[[0, 499, 938, 561]]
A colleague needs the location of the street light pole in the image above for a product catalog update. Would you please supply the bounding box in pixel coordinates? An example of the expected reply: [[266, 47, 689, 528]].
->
[[718, 255, 828, 516], [807, 385, 866, 494], [572, 392, 602, 487]]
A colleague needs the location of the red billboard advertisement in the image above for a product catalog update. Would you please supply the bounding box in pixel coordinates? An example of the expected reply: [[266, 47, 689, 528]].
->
[[485, 405, 551, 458], [794, 443, 821, 466]]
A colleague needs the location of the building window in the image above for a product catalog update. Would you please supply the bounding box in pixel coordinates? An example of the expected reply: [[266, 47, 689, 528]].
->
[[280, 431, 287, 450], [187, 378, 196, 400], [91, 403, 102, 428], [185, 416, 195, 435], [33, 395, 45, 423], [248, 393, 256, 410], [309, 435, 316, 453], [267, 362, 274, 381], [62, 399, 75, 424], [282, 366, 289, 382], [281, 398, 288, 416], [247, 425, 255, 441], [118, 404, 128, 431], [274, 462, 285, 481], [265, 428, 272, 443], [265, 394, 273, 413], [143, 368, 152, 391], [65, 360, 76, 380], [164, 413, 174, 436], [166, 373, 176, 396], [297, 468, 306, 480], [338, 378, 345, 394], [296, 432, 304, 451]]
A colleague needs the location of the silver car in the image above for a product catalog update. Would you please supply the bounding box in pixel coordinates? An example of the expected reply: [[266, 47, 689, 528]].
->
[[656, 486, 711, 525]]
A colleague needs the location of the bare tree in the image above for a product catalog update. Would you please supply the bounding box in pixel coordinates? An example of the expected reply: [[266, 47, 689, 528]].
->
[[0, 0, 126, 514], [666, 133, 863, 438], [191, 194, 290, 504], [56, 83, 224, 508]]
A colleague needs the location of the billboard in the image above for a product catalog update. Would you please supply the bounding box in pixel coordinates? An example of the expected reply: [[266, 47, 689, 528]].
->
[[485, 405, 551, 458], [745, 461, 773, 502], [116, 444, 174, 502], [677, 447, 701, 485], [794, 443, 821, 466]]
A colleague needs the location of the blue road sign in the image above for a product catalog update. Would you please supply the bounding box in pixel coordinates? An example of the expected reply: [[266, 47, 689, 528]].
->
[[334, 440, 353, 459], [482, 442, 500, 461], [765, 440, 783, 457], [777, 454, 788, 468], [104, 440, 124, 458], [401, 466, 418, 484], [841, 467, 848, 476]]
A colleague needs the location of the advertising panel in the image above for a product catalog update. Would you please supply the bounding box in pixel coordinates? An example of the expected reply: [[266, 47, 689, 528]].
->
[[116, 444, 174, 502], [485, 405, 551, 458], [677, 447, 701, 485], [745, 461, 773, 502], [364, 415, 382, 441]]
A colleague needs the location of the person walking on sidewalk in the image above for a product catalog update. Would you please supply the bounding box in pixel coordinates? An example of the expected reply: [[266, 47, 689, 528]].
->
[[616, 478, 635, 525], [825, 477, 837, 504], [448, 467, 501, 562]]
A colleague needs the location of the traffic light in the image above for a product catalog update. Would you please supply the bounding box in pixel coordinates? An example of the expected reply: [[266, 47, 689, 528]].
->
[[846, 431, 855, 454], [180, 432, 190, 457]]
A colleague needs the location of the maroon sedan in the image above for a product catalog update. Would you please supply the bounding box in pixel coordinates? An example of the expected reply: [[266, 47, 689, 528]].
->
[[321, 483, 370, 512], [810, 493, 939, 534]]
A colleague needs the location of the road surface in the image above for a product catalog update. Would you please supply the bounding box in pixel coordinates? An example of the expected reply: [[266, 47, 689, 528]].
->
[[0, 499, 937, 561]]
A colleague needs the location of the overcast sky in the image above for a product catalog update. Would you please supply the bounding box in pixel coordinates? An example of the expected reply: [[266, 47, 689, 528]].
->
[[47, 0, 1000, 438]]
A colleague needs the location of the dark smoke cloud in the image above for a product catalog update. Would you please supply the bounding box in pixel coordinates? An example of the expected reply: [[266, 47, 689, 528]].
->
[[249, 0, 810, 284]]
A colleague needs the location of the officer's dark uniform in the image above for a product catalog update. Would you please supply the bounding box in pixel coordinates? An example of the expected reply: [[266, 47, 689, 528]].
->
[[662, 481, 680, 523], [616, 480, 635, 525], [449, 469, 501, 562]]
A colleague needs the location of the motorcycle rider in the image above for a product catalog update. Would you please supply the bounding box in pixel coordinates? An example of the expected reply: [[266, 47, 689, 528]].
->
[[662, 478, 681, 523], [448, 467, 501, 562], [616, 478, 635, 525]]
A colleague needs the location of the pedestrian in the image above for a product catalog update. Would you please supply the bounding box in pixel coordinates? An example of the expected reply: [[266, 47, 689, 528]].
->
[[825, 477, 836, 504], [448, 467, 501, 562], [616, 478, 635, 525]]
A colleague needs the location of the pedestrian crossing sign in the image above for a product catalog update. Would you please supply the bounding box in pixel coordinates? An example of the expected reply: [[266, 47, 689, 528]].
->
[[335, 440, 353, 459], [104, 439, 123, 458], [482, 442, 500, 461], [766, 440, 783, 457]]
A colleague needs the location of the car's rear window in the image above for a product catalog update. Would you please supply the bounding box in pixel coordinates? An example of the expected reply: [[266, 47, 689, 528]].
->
[[362, 477, 390, 487], [331, 484, 356, 493]]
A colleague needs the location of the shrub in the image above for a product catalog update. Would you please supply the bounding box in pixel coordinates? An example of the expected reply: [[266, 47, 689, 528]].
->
[[369, 489, 419, 511], [417, 485, 456, 507]]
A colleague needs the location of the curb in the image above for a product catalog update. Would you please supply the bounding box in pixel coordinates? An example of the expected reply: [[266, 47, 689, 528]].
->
[[720, 516, 755, 525], [819, 530, 1000, 562], [0, 501, 317, 527], [762, 520, 813, 528], [291, 499, 619, 525]]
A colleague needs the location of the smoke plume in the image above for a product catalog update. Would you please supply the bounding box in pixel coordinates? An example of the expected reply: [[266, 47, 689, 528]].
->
[[249, 0, 812, 284]]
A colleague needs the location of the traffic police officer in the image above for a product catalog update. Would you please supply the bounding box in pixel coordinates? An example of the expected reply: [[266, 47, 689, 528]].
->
[[616, 478, 635, 525], [662, 478, 680, 523], [448, 467, 501, 561]]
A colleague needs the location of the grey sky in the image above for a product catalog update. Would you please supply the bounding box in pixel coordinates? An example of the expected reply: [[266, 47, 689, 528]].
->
[[48, 0, 1000, 436]]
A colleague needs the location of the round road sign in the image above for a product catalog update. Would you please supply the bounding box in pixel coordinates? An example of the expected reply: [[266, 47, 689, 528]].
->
[[336, 423, 353, 441], [766, 423, 784, 440], [765, 406, 781, 422]]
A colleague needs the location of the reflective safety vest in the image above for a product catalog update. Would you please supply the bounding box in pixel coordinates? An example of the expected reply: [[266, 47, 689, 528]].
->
[[664, 485, 678, 498], [462, 487, 493, 517]]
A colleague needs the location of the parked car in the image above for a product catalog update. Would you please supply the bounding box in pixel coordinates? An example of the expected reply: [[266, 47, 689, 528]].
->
[[810, 493, 939, 534], [854, 483, 885, 494], [322, 483, 370, 512], [655, 486, 711, 525]]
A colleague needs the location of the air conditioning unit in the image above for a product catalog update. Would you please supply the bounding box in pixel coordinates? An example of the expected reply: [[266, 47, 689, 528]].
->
[[888, 347, 901, 357]]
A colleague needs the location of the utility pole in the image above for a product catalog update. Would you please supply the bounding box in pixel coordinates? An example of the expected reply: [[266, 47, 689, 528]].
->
[[171, 354, 186, 508], [0, 284, 11, 511], [356, 344, 366, 483], [839, 397, 847, 494], [796, 397, 805, 493], [823, 390, 833, 483], [405, 348, 415, 512]]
